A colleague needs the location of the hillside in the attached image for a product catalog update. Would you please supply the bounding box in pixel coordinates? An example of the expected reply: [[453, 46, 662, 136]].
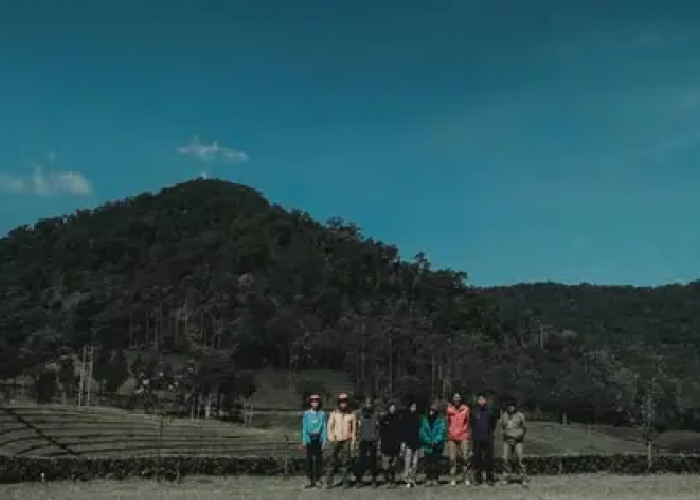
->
[[1, 179, 700, 429]]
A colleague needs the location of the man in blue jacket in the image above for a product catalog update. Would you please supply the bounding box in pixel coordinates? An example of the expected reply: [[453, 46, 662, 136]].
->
[[470, 393, 499, 486], [302, 394, 327, 488]]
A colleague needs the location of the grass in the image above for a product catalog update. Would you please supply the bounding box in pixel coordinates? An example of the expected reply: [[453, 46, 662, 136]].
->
[[0, 405, 290, 457], [2, 475, 700, 500]]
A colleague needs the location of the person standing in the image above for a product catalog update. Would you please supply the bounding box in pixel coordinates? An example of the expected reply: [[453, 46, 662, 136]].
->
[[500, 398, 527, 485], [325, 393, 357, 488], [446, 392, 471, 486], [470, 393, 499, 486], [419, 404, 447, 486], [355, 397, 380, 487], [401, 402, 421, 488], [302, 394, 327, 488], [379, 401, 402, 487]]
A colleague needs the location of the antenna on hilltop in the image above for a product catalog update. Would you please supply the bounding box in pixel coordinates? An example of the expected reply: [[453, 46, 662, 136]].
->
[[200, 170, 208, 179]]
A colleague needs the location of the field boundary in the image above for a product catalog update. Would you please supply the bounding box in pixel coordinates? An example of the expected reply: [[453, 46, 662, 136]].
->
[[3, 452, 700, 483]]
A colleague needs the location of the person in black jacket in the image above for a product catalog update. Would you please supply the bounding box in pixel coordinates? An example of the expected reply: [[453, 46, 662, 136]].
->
[[379, 401, 402, 486], [400, 402, 421, 487], [470, 393, 500, 485]]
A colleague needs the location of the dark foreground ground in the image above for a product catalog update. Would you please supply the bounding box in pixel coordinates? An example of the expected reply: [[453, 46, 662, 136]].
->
[[3, 475, 700, 500]]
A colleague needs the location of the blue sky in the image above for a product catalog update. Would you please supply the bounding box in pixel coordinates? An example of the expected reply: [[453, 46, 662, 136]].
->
[[1, 0, 699, 286]]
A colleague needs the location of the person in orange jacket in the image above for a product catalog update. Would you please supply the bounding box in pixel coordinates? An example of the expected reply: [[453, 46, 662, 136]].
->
[[446, 392, 471, 486]]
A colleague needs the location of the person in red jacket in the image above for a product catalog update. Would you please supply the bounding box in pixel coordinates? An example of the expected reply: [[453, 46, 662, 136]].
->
[[446, 392, 471, 486]]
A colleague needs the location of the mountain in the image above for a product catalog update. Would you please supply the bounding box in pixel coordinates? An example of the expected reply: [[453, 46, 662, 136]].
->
[[1, 179, 699, 429]]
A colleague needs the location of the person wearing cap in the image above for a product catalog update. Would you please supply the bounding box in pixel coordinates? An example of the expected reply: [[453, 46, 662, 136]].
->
[[325, 393, 357, 488], [354, 397, 380, 486], [419, 403, 447, 486], [379, 401, 402, 487], [470, 393, 499, 485], [446, 392, 471, 486], [401, 401, 421, 488], [499, 398, 527, 485], [302, 394, 327, 488]]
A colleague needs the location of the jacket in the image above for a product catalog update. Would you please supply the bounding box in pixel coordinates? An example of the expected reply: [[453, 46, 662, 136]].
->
[[446, 404, 470, 441], [302, 410, 327, 445], [401, 410, 421, 449], [327, 409, 357, 443], [500, 411, 526, 441], [470, 405, 499, 442], [357, 410, 379, 442], [379, 412, 402, 453], [419, 416, 446, 455]]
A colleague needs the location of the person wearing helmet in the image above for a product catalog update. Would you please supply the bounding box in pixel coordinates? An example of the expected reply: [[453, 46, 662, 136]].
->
[[420, 403, 447, 486], [302, 394, 327, 488], [500, 397, 527, 485], [325, 393, 357, 488]]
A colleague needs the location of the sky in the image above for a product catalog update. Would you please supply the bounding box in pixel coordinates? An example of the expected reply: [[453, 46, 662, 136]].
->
[[1, 0, 700, 286]]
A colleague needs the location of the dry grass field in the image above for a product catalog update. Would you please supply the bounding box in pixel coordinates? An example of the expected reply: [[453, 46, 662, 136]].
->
[[3, 475, 700, 500]]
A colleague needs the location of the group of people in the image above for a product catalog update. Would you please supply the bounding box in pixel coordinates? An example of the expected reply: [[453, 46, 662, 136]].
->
[[300, 391, 527, 489]]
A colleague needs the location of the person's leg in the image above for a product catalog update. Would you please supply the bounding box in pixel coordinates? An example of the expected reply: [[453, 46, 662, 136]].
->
[[305, 443, 315, 486], [369, 442, 379, 484], [502, 441, 512, 482], [403, 448, 412, 483], [313, 441, 323, 485], [355, 441, 367, 484], [326, 442, 341, 486], [485, 439, 495, 484], [340, 441, 353, 486], [447, 440, 458, 483], [515, 441, 526, 482], [424, 454, 433, 483], [411, 448, 420, 483], [460, 440, 471, 483], [472, 441, 483, 484]]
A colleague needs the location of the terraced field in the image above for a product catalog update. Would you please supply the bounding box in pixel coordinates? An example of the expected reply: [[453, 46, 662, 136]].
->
[[0, 403, 666, 459], [0, 405, 295, 458]]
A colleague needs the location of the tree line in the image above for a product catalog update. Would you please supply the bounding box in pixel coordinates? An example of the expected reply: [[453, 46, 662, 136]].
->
[[1, 179, 699, 431]]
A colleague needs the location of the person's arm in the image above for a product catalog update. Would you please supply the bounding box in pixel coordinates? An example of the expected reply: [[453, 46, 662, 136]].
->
[[520, 413, 527, 438], [350, 413, 358, 445], [327, 412, 336, 442], [320, 411, 327, 443], [418, 418, 427, 445], [302, 412, 309, 445], [438, 419, 447, 443]]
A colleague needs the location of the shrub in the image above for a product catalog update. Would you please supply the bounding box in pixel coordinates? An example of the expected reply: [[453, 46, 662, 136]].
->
[[2, 453, 700, 484]]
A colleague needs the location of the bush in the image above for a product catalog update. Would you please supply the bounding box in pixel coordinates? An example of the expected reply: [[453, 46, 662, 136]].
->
[[2, 453, 700, 484]]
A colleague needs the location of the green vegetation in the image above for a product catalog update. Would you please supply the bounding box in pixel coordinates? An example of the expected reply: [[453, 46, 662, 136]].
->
[[1, 179, 700, 434]]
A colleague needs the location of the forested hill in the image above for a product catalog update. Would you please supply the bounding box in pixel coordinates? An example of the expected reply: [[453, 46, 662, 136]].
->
[[483, 282, 700, 351], [1, 179, 700, 429]]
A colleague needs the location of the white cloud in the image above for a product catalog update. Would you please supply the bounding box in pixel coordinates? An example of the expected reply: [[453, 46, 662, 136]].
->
[[177, 136, 249, 163], [0, 153, 94, 196]]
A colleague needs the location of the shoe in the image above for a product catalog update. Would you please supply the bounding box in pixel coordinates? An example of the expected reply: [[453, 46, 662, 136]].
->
[[464, 479, 471, 486], [450, 480, 457, 486]]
